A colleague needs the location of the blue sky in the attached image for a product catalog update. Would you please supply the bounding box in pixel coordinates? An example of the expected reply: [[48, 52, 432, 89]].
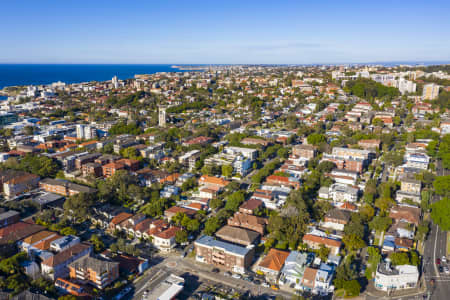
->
[[1, 0, 449, 64]]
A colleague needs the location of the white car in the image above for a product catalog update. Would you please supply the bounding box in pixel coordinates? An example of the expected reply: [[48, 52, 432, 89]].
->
[[262, 282, 270, 288], [444, 266, 450, 274], [442, 256, 447, 263], [231, 273, 242, 279]]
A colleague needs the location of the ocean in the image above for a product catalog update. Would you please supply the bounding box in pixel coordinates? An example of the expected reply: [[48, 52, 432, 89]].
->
[[0, 64, 192, 89]]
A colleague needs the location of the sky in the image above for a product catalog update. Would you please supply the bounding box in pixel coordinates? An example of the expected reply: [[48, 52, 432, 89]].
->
[[1, 0, 449, 64]]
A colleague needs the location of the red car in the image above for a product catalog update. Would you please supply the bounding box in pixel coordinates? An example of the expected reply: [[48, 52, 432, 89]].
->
[[436, 258, 441, 265]]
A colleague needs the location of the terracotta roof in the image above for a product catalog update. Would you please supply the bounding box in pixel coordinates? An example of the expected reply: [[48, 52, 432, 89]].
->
[[153, 226, 181, 239], [199, 175, 230, 187], [259, 248, 290, 272], [240, 198, 263, 211], [110, 212, 133, 225], [42, 243, 91, 267], [302, 267, 318, 287], [303, 234, 342, 248], [22, 230, 56, 245], [33, 234, 62, 250], [0, 222, 44, 244]]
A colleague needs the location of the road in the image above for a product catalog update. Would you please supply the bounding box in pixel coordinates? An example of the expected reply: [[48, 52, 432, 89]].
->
[[129, 254, 294, 300], [422, 160, 450, 300]]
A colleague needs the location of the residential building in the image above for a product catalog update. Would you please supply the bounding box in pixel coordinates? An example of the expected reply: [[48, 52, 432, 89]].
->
[[228, 212, 268, 235], [321, 208, 351, 231], [3, 173, 39, 198], [152, 226, 181, 252], [41, 243, 92, 280], [302, 234, 342, 255], [329, 184, 359, 203], [0, 210, 20, 228], [68, 256, 119, 289], [292, 144, 316, 159], [215, 225, 260, 246], [257, 248, 290, 278], [280, 252, 315, 288], [374, 261, 419, 291], [194, 235, 254, 274], [39, 178, 97, 196], [422, 83, 440, 100]]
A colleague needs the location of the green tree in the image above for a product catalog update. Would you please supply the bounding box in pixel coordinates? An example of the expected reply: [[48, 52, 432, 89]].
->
[[342, 234, 366, 252], [221, 165, 233, 178], [307, 133, 326, 145], [369, 216, 393, 232], [224, 191, 245, 212], [343, 280, 361, 297], [63, 192, 95, 222], [433, 176, 450, 197], [90, 234, 105, 253], [175, 230, 188, 244], [431, 197, 450, 230], [204, 216, 222, 235]]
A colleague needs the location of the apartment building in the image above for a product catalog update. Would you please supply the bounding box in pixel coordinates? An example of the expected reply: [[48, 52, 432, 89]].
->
[[194, 235, 254, 274], [39, 178, 97, 196], [422, 83, 440, 100], [68, 256, 119, 289], [3, 173, 40, 198], [292, 144, 316, 159], [0, 210, 20, 228], [374, 262, 419, 291]]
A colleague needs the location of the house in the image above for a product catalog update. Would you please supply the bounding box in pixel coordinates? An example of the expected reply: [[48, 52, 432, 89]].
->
[[374, 261, 419, 291], [241, 137, 270, 148], [164, 206, 196, 222], [19, 230, 59, 253], [321, 208, 351, 231], [389, 205, 421, 226], [81, 162, 103, 177], [194, 235, 254, 274], [0, 210, 20, 228], [257, 248, 290, 278], [215, 225, 260, 246], [314, 263, 335, 296], [68, 256, 119, 289], [3, 173, 39, 198], [302, 234, 342, 255], [280, 251, 315, 288], [228, 212, 268, 235], [239, 198, 263, 215], [152, 226, 181, 252], [0, 221, 44, 245], [41, 243, 92, 280], [107, 253, 149, 275], [198, 175, 230, 191], [300, 267, 318, 293], [108, 212, 133, 231], [50, 235, 81, 252]]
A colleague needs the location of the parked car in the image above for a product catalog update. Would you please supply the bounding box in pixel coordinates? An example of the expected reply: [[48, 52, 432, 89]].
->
[[439, 266, 444, 273], [271, 285, 279, 291], [211, 268, 219, 273], [436, 258, 441, 265], [253, 279, 261, 285], [442, 256, 447, 263], [231, 273, 242, 279], [223, 271, 232, 277], [262, 282, 270, 288], [444, 266, 450, 274]]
